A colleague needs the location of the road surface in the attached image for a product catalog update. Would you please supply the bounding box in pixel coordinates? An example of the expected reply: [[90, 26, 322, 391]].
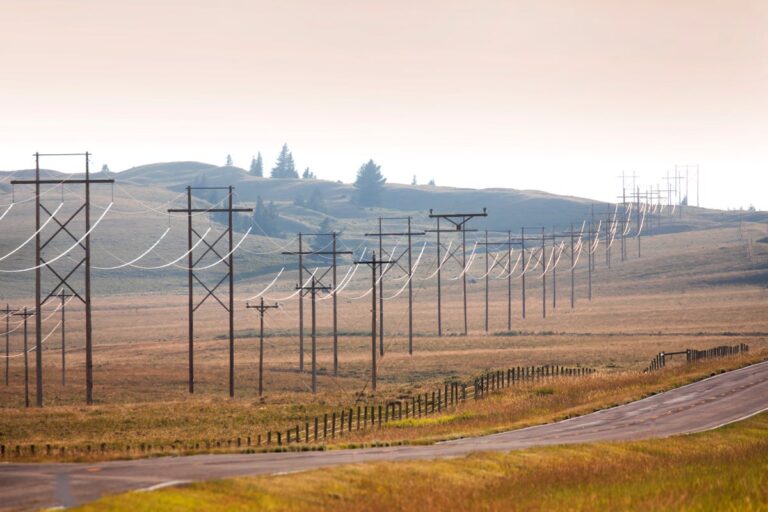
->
[[2, 360, 767, 511]]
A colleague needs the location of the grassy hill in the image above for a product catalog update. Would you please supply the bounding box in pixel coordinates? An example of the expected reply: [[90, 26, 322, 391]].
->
[[0, 161, 765, 300]]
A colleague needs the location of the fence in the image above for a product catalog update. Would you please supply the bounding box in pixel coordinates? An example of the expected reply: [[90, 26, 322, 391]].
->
[[0, 363, 595, 460], [645, 343, 749, 372], [258, 363, 595, 448]]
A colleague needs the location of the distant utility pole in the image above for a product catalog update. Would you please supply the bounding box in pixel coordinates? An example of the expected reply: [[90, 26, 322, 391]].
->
[[14, 307, 35, 408], [2, 304, 19, 386], [518, 228, 556, 318], [427, 208, 487, 335], [570, 224, 576, 308], [283, 233, 351, 374], [245, 298, 279, 397], [552, 230, 558, 310], [168, 185, 253, 397], [295, 277, 331, 394], [11, 151, 114, 407], [521, 227, 527, 318], [355, 251, 387, 392], [57, 290, 73, 386], [696, 165, 700, 207], [365, 217, 424, 354], [587, 221, 593, 301], [476, 231, 522, 332]]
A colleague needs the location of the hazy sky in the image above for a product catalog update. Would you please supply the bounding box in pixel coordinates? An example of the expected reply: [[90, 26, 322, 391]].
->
[[2, 0, 767, 209]]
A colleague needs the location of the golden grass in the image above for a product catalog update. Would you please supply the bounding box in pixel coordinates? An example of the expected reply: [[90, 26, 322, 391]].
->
[[75, 410, 768, 512], [1, 351, 763, 462], [1, 224, 766, 463]]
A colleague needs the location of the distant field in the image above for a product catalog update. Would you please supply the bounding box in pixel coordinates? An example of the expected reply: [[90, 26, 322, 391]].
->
[[1, 208, 767, 462]]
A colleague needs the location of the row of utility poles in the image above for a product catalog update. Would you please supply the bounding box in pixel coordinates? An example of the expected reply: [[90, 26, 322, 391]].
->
[[5, 159, 686, 407]]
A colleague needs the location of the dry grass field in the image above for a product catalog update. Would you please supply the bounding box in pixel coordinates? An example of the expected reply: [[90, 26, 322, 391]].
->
[[74, 411, 768, 512], [1, 218, 767, 460]]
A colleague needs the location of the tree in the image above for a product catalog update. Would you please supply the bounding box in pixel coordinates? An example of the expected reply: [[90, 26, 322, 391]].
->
[[353, 159, 386, 206], [306, 186, 325, 212], [271, 143, 298, 178], [302, 167, 316, 179], [411, 175, 417, 186], [250, 153, 263, 177], [101, 164, 111, 175], [226, 154, 234, 167], [428, 178, 436, 186], [252, 195, 281, 236], [309, 216, 334, 254]]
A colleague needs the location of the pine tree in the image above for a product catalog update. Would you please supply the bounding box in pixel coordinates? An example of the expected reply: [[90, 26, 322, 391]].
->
[[101, 164, 111, 175], [250, 153, 263, 177], [302, 167, 316, 179], [310, 217, 334, 254], [306, 186, 325, 212], [354, 159, 386, 206], [271, 144, 298, 178], [428, 178, 436, 186], [411, 175, 417, 186], [226, 154, 234, 167], [252, 195, 281, 236]]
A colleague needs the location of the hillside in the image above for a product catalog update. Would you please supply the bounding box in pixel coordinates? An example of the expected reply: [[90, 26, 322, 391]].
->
[[0, 161, 765, 299]]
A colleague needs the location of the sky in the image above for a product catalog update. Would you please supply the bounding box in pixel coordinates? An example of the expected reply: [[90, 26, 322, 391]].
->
[[1, 0, 767, 210]]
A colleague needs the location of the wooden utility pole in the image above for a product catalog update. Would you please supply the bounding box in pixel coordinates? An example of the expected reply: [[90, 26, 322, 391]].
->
[[521, 227, 526, 319], [168, 186, 253, 397], [427, 209, 487, 335], [588, 221, 593, 301], [298, 233, 304, 372], [570, 224, 576, 309], [14, 308, 35, 408], [476, 231, 522, 332], [12, 151, 113, 406], [295, 277, 331, 393], [551, 232, 557, 310], [283, 234, 351, 374], [57, 290, 73, 386], [245, 298, 278, 397], [2, 305, 19, 386], [355, 251, 387, 392], [365, 217, 424, 354]]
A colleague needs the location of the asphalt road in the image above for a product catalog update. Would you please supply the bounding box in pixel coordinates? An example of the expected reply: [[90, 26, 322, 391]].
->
[[2, 360, 767, 511]]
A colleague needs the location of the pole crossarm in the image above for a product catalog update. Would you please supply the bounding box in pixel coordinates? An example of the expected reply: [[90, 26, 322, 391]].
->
[[11, 179, 114, 185], [167, 208, 252, 213]]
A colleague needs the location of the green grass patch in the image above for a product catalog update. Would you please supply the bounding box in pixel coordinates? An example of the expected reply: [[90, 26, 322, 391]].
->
[[387, 411, 475, 429]]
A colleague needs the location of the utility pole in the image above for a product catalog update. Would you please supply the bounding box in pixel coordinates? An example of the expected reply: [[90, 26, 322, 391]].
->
[[57, 289, 73, 386], [14, 308, 35, 408], [587, 221, 593, 301], [541, 227, 547, 319], [551, 231, 557, 310], [355, 251, 386, 392], [636, 186, 642, 258], [245, 298, 279, 397], [365, 217, 424, 354], [570, 224, 576, 309], [298, 233, 303, 372], [295, 277, 331, 394], [168, 186, 252, 397], [2, 305, 19, 386], [12, 152, 114, 406], [475, 231, 522, 332], [428, 209, 487, 335], [283, 234, 351, 374], [521, 227, 526, 319]]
